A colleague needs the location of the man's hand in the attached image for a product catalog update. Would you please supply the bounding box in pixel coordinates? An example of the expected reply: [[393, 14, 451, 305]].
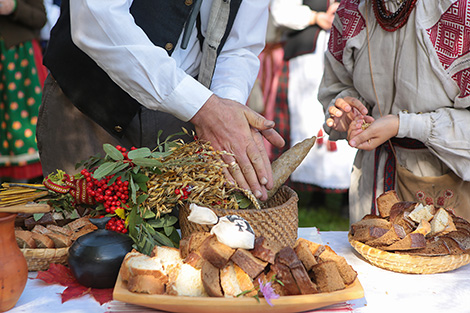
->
[[190, 94, 285, 201]]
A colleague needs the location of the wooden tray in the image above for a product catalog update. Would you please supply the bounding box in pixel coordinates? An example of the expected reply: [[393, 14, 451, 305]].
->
[[113, 273, 364, 313]]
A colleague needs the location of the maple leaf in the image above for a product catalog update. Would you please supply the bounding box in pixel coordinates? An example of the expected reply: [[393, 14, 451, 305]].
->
[[36, 263, 113, 305]]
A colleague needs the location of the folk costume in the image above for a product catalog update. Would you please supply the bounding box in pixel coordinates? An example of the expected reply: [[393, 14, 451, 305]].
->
[[0, 0, 47, 181], [37, 0, 269, 176], [271, 0, 357, 192], [319, 0, 470, 223]]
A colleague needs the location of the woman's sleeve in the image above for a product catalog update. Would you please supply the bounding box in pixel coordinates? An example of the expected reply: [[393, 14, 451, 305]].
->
[[397, 107, 470, 181]]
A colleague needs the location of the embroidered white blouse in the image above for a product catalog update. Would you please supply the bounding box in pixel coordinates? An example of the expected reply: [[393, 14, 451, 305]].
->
[[318, 0, 470, 222], [69, 0, 269, 122]]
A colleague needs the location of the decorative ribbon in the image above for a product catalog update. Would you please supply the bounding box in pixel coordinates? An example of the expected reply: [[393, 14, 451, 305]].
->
[[371, 138, 426, 214], [44, 174, 95, 205]]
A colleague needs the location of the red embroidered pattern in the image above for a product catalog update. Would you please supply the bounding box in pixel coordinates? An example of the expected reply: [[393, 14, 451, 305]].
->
[[328, 0, 365, 63], [426, 0, 470, 98]]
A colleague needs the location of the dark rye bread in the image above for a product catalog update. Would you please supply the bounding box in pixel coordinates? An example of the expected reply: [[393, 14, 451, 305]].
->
[[277, 247, 318, 295], [376, 190, 401, 218], [31, 232, 55, 248], [318, 246, 357, 285], [179, 231, 212, 259], [311, 261, 345, 293], [270, 262, 301, 296], [366, 224, 406, 247], [350, 217, 391, 235], [382, 232, 426, 251], [250, 236, 282, 264], [230, 248, 267, 279], [443, 230, 470, 251], [201, 260, 223, 297], [199, 235, 234, 269], [294, 238, 317, 271], [15, 230, 36, 248]]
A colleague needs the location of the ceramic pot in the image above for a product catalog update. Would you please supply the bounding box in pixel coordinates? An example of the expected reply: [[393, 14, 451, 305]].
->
[[0, 213, 28, 312], [68, 229, 133, 289]]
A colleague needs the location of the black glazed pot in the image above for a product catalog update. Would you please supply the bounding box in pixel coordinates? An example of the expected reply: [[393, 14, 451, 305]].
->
[[68, 229, 134, 289]]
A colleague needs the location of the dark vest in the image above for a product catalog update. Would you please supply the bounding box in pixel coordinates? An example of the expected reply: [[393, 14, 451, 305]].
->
[[282, 0, 330, 61], [44, 0, 242, 138]]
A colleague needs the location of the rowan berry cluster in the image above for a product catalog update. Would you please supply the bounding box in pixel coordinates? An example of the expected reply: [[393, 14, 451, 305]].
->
[[81, 169, 130, 214], [105, 216, 127, 234]]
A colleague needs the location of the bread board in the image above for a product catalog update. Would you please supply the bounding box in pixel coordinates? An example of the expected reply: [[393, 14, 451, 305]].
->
[[349, 235, 470, 274], [113, 273, 364, 313]]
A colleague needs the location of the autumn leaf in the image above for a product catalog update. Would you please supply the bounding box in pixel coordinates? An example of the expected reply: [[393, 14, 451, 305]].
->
[[36, 263, 113, 305]]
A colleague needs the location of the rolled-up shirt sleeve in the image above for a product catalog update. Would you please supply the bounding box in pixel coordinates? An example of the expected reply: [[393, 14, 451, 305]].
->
[[70, 0, 211, 122]]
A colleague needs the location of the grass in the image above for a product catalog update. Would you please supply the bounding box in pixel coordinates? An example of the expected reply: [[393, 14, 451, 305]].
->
[[296, 191, 350, 231]]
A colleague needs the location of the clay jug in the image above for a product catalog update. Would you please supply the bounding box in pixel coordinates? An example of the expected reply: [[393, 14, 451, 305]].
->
[[0, 213, 28, 312]]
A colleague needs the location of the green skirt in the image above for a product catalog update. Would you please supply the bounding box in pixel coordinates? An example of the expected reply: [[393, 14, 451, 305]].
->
[[0, 38, 43, 179]]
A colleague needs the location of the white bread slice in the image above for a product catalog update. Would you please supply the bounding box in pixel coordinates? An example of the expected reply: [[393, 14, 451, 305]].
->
[[166, 263, 207, 297], [220, 261, 257, 298], [430, 208, 457, 236], [119, 249, 143, 282], [408, 203, 434, 224]]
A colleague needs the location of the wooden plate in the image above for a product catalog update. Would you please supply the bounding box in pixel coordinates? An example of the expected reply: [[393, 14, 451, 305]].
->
[[113, 273, 364, 313]]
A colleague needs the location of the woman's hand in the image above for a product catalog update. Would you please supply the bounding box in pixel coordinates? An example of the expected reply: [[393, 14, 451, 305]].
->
[[348, 114, 399, 150], [326, 96, 368, 132], [0, 0, 16, 15]]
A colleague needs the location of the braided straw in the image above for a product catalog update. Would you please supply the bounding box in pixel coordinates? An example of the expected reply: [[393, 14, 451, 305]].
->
[[179, 185, 299, 247], [349, 235, 470, 274], [21, 247, 69, 271]]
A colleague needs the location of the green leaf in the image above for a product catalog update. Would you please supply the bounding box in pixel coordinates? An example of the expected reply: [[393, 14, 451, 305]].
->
[[108, 162, 129, 176], [164, 225, 174, 236], [153, 230, 176, 247], [143, 210, 156, 219], [33, 213, 45, 221], [235, 193, 253, 209], [163, 215, 178, 227], [132, 158, 162, 168], [93, 162, 118, 180], [103, 143, 124, 161], [147, 218, 164, 228], [132, 173, 149, 183], [130, 176, 137, 204], [137, 194, 149, 205], [127, 147, 151, 159]]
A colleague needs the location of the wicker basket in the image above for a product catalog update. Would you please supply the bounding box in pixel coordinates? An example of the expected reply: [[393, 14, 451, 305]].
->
[[349, 234, 470, 274], [21, 247, 69, 271], [179, 185, 299, 247]]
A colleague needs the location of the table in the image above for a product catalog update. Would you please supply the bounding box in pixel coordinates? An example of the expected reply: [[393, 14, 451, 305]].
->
[[7, 229, 470, 313]]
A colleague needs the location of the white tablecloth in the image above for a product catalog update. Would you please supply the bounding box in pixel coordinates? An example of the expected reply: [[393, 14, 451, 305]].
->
[[7, 229, 470, 313]]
